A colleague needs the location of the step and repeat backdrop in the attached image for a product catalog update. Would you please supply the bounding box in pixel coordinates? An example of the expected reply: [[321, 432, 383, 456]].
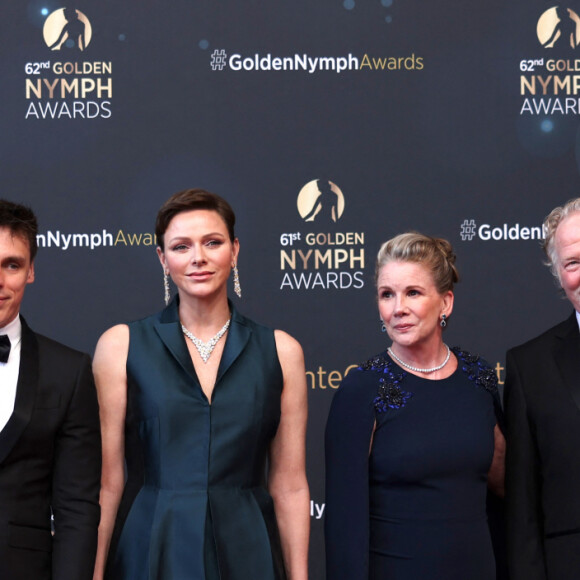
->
[[2, 1, 579, 576]]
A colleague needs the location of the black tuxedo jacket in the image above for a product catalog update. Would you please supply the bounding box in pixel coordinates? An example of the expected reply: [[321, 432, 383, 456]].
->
[[0, 316, 101, 580], [505, 312, 580, 580]]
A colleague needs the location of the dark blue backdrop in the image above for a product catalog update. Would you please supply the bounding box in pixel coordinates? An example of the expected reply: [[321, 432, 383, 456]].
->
[[2, 2, 578, 576]]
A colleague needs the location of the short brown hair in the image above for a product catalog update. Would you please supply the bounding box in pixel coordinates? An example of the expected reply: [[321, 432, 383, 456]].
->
[[155, 189, 236, 250], [0, 200, 38, 261]]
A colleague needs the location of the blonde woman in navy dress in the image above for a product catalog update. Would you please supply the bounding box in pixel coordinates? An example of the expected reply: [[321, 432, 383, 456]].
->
[[325, 233, 505, 579]]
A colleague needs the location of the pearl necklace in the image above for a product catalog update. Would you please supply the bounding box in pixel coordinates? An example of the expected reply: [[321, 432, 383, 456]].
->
[[181, 318, 231, 363], [387, 344, 451, 374]]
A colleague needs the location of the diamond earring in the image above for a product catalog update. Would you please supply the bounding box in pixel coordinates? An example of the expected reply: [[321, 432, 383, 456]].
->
[[164, 270, 170, 306], [233, 264, 242, 298]]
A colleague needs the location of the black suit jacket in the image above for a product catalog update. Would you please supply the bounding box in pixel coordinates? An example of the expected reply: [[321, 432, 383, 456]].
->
[[505, 312, 580, 580], [0, 316, 101, 580]]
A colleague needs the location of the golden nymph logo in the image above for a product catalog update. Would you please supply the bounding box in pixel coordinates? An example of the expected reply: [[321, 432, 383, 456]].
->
[[537, 6, 580, 49], [519, 6, 580, 114], [279, 180, 365, 291], [297, 179, 345, 223], [43, 8, 92, 51], [24, 8, 112, 119]]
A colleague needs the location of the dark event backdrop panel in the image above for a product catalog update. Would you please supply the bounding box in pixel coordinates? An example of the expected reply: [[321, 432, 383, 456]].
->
[[1, 1, 577, 577]]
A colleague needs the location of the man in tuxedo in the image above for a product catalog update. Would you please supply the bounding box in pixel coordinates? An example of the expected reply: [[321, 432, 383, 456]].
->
[[0, 200, 101, 579], [505, 197, 580, 580]]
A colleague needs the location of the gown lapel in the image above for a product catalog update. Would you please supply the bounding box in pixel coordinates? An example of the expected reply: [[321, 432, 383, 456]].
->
[[216, 308, 251, 384], [154, 299, 198, 384], [153, 298, 252, 388]]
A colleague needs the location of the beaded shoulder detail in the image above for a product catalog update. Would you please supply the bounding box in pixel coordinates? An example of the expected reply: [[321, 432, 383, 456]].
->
[[360, 347, 498, 414], [451, 346, 498, 395], [359, 355, 413, 413]]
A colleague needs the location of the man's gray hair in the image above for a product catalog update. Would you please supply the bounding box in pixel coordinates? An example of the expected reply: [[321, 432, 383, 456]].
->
[[543, 198, 580, 281]]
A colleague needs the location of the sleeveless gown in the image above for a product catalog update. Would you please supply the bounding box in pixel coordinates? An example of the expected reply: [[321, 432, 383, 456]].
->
[[105, 300, 286, 580], [325, 348, 502, 580]]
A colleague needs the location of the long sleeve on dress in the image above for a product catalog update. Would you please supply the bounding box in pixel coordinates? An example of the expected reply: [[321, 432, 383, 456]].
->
[[325, 369, 376, 580]]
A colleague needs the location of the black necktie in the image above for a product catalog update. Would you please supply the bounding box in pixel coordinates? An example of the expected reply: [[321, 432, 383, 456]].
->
[[0, 335, 11, 363]]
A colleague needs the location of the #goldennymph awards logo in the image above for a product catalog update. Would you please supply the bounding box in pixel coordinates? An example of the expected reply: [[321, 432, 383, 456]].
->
[[278, 179, 365, 291], [519, 6, 580, 115], [24, 7, 113, 119]]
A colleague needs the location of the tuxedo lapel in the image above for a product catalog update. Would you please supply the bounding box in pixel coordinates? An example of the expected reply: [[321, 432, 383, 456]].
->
[[553, 313, 580, 413], [0, 317, 39, 465]]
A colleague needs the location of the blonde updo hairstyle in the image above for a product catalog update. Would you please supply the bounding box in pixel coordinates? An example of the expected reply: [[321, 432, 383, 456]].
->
[[375, 232, 460, 295]]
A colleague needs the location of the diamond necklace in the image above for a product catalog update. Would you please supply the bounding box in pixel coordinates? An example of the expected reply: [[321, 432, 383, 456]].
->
[[387, 344, 451, 374], [181, 318, 231, 363]]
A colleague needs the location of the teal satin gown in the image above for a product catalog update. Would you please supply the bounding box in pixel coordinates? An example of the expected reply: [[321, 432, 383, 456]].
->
[[105, 299, 286, 580]]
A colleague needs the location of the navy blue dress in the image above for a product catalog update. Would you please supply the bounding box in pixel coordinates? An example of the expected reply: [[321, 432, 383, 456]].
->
[[325, 348, 501, 580], [105, 300, 286, 579]]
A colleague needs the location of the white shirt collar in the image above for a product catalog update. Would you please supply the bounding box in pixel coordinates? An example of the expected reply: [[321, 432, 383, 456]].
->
[[576, 310, 580, 332], [0, 315, 22, 348]]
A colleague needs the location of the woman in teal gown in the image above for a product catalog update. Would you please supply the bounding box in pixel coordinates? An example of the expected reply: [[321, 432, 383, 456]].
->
[[92, 189, 310, 580], [325, 233, 506, 579]]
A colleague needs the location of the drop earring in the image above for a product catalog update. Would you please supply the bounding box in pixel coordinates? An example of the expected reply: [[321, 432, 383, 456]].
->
[[380, 319, 386, 333], [164, 270, 170, 306], [440, 314, 447, 328], [233, 264, 242, 298]]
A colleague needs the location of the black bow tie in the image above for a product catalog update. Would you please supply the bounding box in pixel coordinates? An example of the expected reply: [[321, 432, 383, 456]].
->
[[0, 335, 11, 363]]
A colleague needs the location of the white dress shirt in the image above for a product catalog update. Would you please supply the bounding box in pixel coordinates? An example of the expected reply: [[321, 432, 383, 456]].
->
[[0, 315, 22, 431]]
